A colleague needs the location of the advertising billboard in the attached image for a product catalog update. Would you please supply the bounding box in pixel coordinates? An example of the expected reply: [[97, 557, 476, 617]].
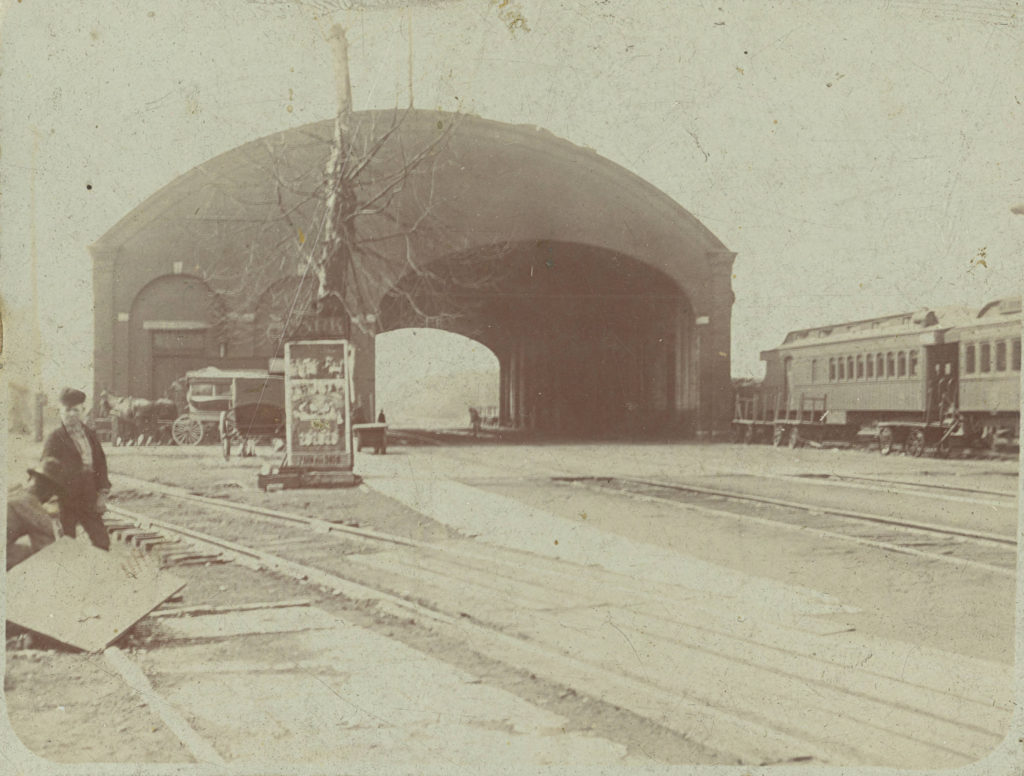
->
[[283, 340, 354, 470]]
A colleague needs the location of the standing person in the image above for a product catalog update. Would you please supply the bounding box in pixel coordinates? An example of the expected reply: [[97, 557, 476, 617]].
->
[[41, 388, 112, 550], [377, 409, 386, 424], [7, 458, 66, 569]]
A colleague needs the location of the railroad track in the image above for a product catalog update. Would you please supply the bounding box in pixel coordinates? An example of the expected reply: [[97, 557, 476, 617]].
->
[[787, 472, 1018, 502], [555, 476, 1016, 576], [102, 472, 1012, 768]]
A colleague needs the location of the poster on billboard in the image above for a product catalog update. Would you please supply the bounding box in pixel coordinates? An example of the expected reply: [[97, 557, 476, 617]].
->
[[284, 339, 354, 470]]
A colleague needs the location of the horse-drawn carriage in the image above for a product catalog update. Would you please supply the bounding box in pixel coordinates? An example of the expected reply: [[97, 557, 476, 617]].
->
[[170, 368, 285, 457]]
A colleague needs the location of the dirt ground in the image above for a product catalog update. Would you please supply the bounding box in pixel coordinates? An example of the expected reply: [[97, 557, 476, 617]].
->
[[4, 432, 1019, 765], [4, 437, 713, 764]]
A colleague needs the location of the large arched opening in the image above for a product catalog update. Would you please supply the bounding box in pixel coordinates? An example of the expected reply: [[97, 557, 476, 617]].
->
[[377, 241, 696, 436], [375, 329, 499, 429]]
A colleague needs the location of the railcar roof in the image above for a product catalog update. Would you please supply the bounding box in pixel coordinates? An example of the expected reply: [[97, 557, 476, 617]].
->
[[768, 296, 1021, 351]]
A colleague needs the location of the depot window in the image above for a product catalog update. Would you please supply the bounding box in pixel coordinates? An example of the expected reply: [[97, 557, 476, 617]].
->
[[837, 357, 845, 380], [866, 355, 874, 378], [829, 358, 836, 381], [909, 350, 918, 377], [846, 356, 854, 380], [995, 341, 1007, 371], [811, 359, 819, 382], [897, 351, 907, 377], [876, 353, 884, 378], [854, 355, 863, 379], [965, 344, 976, 373], [1013, 338, 1021, 371], [886, 352, 895, 377], [980, 342, 991, 372]]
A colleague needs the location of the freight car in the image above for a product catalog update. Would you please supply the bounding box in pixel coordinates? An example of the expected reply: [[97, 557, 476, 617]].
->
[[743, 296, 1021, 456]]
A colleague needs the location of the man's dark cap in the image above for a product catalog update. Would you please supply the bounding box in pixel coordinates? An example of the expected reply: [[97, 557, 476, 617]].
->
[[59, 388, 87, 407], [27, 457, 68, 494]]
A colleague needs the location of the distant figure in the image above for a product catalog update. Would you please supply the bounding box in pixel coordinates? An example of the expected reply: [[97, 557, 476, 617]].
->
[[469, 407, 481, 437], [42, 388, 112, 551], [7, 458, 65, 569], [377, 410, 386, 424]]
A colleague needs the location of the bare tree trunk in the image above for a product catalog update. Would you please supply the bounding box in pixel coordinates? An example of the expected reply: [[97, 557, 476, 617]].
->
[[314, 25, 356, 325]]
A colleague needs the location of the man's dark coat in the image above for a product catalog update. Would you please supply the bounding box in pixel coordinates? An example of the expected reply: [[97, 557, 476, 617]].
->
[[41, 424, 111, 549]]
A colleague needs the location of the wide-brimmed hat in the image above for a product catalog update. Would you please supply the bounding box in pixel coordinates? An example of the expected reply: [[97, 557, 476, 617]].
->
[[27, 457, 68, 494], [59, 387, 87, 407]]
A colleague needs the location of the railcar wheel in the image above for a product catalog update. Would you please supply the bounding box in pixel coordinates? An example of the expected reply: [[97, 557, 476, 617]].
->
[[936, 439, 952, 459], [906, 429, 926, 458], [772, 426, 786, 447], [878, 427, 894, 456], [171, 415, 203, 446]]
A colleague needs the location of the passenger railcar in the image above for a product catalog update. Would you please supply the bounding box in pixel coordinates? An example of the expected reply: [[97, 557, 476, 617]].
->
[[754, 296, 1021, 454]]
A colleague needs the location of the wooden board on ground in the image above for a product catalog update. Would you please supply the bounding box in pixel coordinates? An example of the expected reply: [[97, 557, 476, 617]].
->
[[6, 538, 186, 652]]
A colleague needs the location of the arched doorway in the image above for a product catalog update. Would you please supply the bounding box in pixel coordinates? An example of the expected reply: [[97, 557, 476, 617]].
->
[[128, 275, 224, 398]]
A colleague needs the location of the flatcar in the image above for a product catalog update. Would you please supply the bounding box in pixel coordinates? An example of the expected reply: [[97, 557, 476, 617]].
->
[[751, 296, 1021, 455]]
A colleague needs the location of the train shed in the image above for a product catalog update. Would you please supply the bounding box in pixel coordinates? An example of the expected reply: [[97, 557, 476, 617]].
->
[[91, 110, 736, 438]]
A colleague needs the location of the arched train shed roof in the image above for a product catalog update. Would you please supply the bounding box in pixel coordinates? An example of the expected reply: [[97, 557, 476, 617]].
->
[[91, 109, 733, 314]]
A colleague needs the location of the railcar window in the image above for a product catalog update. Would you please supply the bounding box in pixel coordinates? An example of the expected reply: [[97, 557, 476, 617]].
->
[[991, 343, 1007, 374], [909, 350, 918, 377], [886, 352, 895, 377], [1013, 338, 1021, 371], [856, 355, 864, 379], [897, 352, 906, 377], [876, 353, 884, 378], [866, 355, 874, 378], [829, 358, 836, 381], [965, 344, 975, 373], [980, 342, 991, 372]]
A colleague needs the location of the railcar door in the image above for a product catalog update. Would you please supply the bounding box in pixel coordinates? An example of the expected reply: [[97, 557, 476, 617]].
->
[[925, 343, 958, 421]]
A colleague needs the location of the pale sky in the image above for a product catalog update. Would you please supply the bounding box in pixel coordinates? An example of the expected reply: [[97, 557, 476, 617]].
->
[[2, 0, 1022, 397]]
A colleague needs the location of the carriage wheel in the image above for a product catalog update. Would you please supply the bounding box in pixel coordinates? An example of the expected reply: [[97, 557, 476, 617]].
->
[[906, 429, 926, 458], [171, 415, 203, 446], [772, 426, 786, 447], [936, 438, 952, 459], [787, 427, 800, 449], [878, 427, 894, 456]]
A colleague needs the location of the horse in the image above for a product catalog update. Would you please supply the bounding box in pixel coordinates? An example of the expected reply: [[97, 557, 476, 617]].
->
[[99, 391, 157, 446]]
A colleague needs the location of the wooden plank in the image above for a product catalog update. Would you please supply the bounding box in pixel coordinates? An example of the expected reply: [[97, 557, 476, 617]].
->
[[104, 647, 225, 765], [6, 538, 185, 652]]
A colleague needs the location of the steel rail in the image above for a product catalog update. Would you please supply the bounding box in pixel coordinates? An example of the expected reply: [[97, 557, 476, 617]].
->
[[797, 473, 1017, 500], [110, 474, 422, 548], [578, 476, 1017, 547]]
